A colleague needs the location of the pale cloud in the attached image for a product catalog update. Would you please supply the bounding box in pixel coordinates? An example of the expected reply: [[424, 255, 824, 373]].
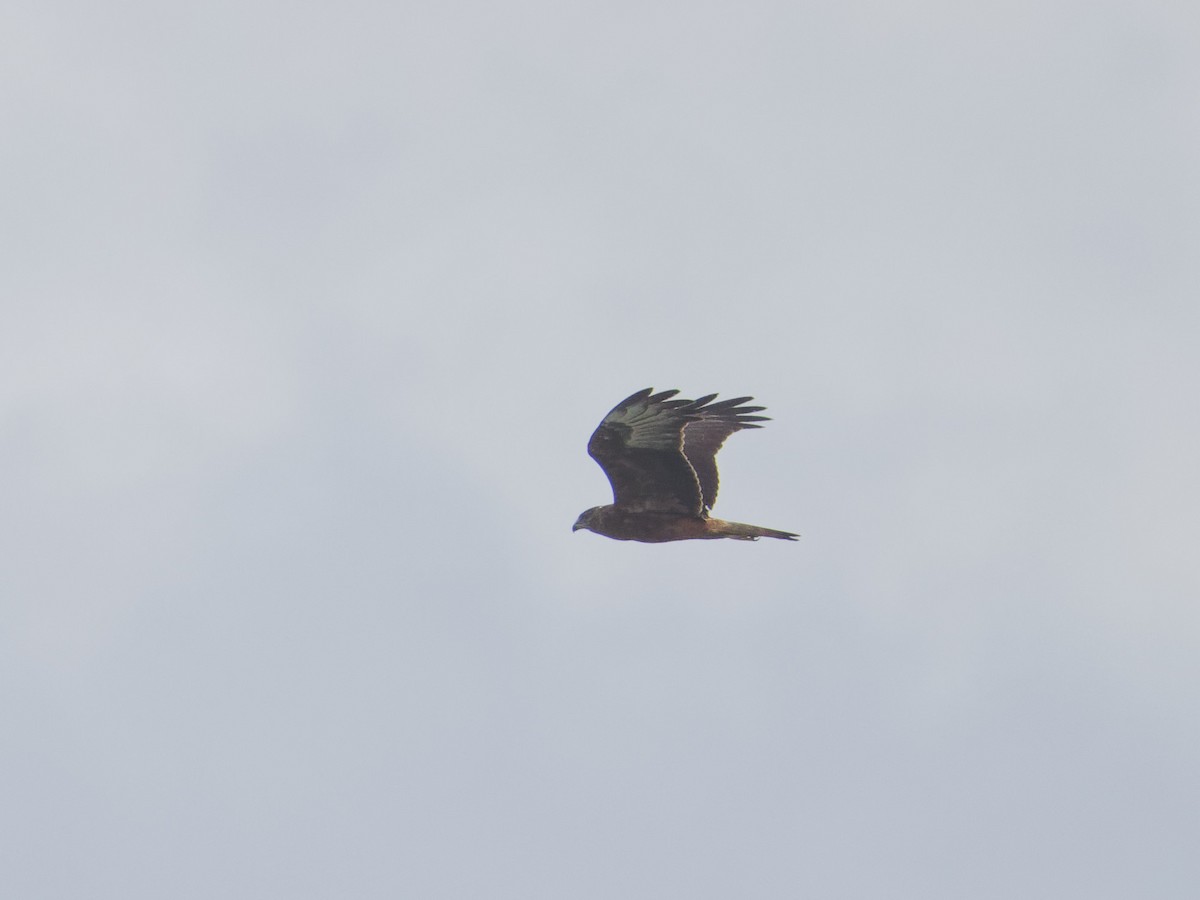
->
[[3, 1, 1198, 897]]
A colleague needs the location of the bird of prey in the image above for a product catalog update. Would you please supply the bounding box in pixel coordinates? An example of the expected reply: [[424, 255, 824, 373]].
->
[[572, 388, 798, 542]]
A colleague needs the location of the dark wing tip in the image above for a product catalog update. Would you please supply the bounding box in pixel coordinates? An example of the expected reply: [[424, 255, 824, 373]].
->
[[608, 388, 775, 427], [606, 387, 677, 415], [618, 387, 654, 406], [682, 393, 773, 429], [688, 395, 766, 412]]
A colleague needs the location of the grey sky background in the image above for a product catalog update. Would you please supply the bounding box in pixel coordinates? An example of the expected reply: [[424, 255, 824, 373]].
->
[[3, 1, 1198, 897]]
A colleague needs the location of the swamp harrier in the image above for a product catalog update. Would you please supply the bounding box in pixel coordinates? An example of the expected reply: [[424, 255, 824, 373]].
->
[[573, 387, 798, 542]]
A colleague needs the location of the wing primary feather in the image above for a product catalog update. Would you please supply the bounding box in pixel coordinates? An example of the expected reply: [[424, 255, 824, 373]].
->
[[613, 387, 654, 408], [700, 396, 756, 410]]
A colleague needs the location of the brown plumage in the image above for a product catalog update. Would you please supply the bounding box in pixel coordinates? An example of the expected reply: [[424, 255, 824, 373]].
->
[[572, 388, 799, 543]]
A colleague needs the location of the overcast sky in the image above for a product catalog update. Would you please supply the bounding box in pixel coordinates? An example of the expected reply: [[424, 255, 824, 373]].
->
[[3, 1, 1199, 897]]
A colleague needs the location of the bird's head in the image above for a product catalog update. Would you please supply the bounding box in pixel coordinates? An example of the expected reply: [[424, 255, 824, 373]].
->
[[572, 506, 603, 534]]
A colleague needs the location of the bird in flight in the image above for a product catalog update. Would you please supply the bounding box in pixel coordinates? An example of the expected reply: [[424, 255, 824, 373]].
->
[[573, 388, 799, 542]]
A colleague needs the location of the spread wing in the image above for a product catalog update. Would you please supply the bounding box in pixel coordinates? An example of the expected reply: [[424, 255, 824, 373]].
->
[[587, 388, 769, 516], [681, 393, 768, 511]]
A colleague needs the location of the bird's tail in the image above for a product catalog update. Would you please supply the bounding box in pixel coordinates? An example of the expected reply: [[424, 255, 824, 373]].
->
[[709, 518, 800, 541]]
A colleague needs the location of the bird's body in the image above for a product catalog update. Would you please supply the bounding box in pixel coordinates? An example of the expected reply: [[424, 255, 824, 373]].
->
[[573, 388, 798, 543]]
